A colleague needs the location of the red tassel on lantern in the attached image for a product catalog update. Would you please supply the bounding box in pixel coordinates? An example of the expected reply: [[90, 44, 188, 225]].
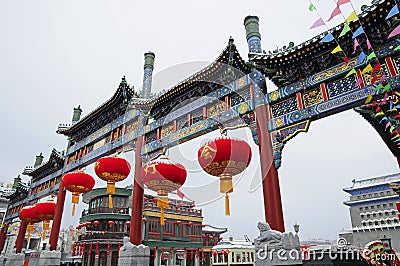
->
[[154, 247, 157, 259], [170, 247, 173, 259], [96, 242, 99, 255], [118, 242, 121, 255], [196, 248, 199, 259], [89, 242, 93, 256], [202, 248, 205, 259], [107, 242, 110, 255]]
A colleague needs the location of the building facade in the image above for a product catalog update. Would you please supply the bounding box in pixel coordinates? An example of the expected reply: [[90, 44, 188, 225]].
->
[[342, 173, 400, 253], [76, 186, 227, 266]]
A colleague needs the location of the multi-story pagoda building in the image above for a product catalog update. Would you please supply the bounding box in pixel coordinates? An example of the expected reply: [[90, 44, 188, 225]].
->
[[76, 186, 226, 266], [342, 173, 400, 253]]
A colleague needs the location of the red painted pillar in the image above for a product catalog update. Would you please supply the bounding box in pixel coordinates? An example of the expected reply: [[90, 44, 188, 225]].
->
[[49, 182, 66, 250], [397, 157, 400, 168], [255, 103, 285, 232], [130, 135, 145, 245], [0, 224, 9, 253], [15, 220, 28, 253]]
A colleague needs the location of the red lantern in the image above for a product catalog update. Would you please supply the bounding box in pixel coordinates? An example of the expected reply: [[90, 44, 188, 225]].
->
[[177, 221, 182, 225], [19, 206, 40, 241], [142, 218, 147, 223], [93, 221, 100, 226], [202, 234, 206, 239], [188, 222, 194, 226], [94, 157, 131, 208], [126, 221, 131, 226], [34, 201, 56, 240], [142, 155, 187, 225], [198, 136, 251, 215], [62, 171, 95, 216], [108, 221, 115, 227]]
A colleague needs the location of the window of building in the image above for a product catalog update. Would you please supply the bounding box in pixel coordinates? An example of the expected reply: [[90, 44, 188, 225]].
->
[[380, 192, 384, 196], [387, 220, 392, 224], [377, 205, 380, 209], [383, 204, 387, 208], [374, 193, 378, 197], [365, 206, 369, 210], [373, 213, 377, 217], [359, 207, 363, 211], [362, 222, 367, 226], [371, 206, 375, 209], [389, 203, 394, 207], [379, 213, 383, 217]]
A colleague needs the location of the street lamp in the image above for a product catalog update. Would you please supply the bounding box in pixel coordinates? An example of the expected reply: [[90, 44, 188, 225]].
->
[[293, 223, 300, 235]]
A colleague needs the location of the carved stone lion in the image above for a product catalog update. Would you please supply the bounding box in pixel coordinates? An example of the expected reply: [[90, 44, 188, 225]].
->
[[120, 236, 134, 251], [256, 222, 282, 245]]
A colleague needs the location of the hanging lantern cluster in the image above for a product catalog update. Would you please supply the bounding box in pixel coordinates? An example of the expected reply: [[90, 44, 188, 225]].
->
[[94, 157, 131, 208], [198, 136, 251, 215], [19, 200, 56, 241], [142, 155, 187, 225], [62, 171, 95, 216]]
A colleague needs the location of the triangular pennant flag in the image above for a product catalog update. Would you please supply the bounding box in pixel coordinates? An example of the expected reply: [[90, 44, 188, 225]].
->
[[177, 189, 185, 199], [385, 122, 391, 130], [310, 18, 325, 29], [366, 39, 372, 50], [337, 0, 351, 6], [389, 126, 395, 133], [352, 26, 365, 39], [386, 5, 399, 20], [388, 25, 400, 38], [374, 83, 384, 93], [370, 75, 378, 84], [383, 84, 391, 92], [361, 64, 373, 74], [346, 11, 358, 23], [345, 68, 356, 78], [365, 95, 373, 104], [380, 74, 387, 82], [343, 56, 349, 63], [354, 77, 363, 87], [366, 52, 376, 61], [331, 45, 343, 54], [309, 3, 316, 11], [358, 51, 367, 64], [353, 38, 360, 54], [339, 23, 351, 37], [372, 63, 381, 74], [321, 32, 335, 43], [327, 6, 341, 21], [395, 45, 400, 51], [384, 92, 389, 102], [380, 116, 389, 123]]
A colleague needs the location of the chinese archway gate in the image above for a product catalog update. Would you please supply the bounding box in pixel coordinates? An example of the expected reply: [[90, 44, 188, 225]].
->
[[1, 0, 399, 253]]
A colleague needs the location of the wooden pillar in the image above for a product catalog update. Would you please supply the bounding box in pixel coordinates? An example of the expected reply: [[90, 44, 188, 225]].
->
[[0, 224, 9, 253], [15, 220, 28, 253], [49, 182, 66, 251], [255, 103, 285, 232], [397, 157, 400, 169], [130, 135, 145, 245]]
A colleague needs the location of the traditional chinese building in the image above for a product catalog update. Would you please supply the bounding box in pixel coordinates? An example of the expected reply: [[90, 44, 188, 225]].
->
[[75, 186, 227, 266], [341, 173, 400, 253]]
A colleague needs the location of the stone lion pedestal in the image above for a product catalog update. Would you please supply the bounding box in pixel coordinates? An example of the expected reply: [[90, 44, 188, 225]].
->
[[5, 253, 24, 266], [117, 237, 150, 266], [255, 222, 303, 266]]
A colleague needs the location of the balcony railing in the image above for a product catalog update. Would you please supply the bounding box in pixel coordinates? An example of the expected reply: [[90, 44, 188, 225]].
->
[[78, 232, 125, 241], [143, 203, 202, 217], [81, 207, 129, 217]]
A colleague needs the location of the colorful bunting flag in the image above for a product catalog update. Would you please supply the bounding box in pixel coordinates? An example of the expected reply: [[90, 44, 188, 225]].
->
[[343, 56, 349, 63], [388, 25, 400, 38], [366, 39, 372, 50], [310, 18, 325, 29], [331, 45, 343, 54], [386, 122, 391, 130], [386, 5, 399, 20], [345, 11, 358, 23], [361, 64, 372, 74], [345, 68, 356, 78], [383, 84, 391, 92], [354, 77, 363, 87], [395, 45, 400, 51], [177, 189, 185, 199], [372, 63, 381, 74], [352, 26, 365, 39], [366, 52, 376, 61], [357, 51, 366, 64], [337, 0, 351, 6], [365, 95, 373, 104], [309, 3, 316, 11], [327, 6, 342, 21], [370, 75, 378, 84], [374, 83, 384, 93], [353, 38, 359, 54], [321, 32, 335, 43], [339, 23, 351, 37]]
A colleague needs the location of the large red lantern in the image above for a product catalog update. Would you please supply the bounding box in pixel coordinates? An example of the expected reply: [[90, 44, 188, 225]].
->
[[142, 155, 187, 225], [34, 201, 56, 240], [62, 171, 95, 216], [94, 157, 131, 208], [20, 206, 40, 241], [198, 136, 251, 215]]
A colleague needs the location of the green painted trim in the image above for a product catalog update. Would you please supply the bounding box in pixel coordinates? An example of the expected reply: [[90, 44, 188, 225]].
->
[[82, 187, 132, 203], [79, 213, 130, 223]]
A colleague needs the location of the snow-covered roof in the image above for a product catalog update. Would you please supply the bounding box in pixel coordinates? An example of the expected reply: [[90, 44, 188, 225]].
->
[[202, 225, 227, 234], [344, 173, 400, 192], [213, 240, 254, 250]]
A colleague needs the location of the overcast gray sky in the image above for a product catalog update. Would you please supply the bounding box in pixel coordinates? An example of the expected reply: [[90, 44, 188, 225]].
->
[[0, 0, 398, 243]]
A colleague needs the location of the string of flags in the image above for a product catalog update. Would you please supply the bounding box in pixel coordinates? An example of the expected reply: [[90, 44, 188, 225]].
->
[[307, 0, 400, 142]]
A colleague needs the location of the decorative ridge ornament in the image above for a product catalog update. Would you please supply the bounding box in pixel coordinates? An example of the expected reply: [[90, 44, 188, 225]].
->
[[95, 156, 131, 208], [142, 155, 187, 225], [62, 170, 95, 216], [198, 135, 251, 215]]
